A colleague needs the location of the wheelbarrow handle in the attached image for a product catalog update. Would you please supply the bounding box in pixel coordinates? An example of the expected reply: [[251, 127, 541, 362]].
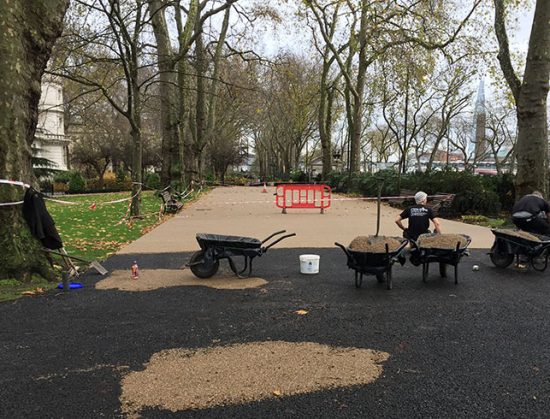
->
[[261, 230, 287, 244], [334, 242, 351, 259], [262, 233, 296, 251]]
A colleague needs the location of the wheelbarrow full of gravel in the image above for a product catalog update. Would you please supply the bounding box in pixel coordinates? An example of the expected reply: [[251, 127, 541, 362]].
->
[[489, 229, 550, 271], [187, 230, 296, 279], [335, 236, 408, 290], [409, 233, 471, 284]]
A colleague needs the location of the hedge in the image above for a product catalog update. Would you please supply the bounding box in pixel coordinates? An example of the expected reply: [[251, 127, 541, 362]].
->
[[325, 169, 516, 217]]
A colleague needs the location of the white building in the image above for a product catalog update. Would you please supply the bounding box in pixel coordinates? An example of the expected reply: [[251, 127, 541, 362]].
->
[[33, 78, 70, 171]]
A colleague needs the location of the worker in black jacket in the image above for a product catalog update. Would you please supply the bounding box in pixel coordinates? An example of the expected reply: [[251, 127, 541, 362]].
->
[[512, 191, 550, 236]]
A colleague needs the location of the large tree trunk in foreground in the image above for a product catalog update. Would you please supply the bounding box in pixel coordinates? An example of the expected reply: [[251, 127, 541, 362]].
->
[[494, 0, 550, 197], [0, 0, 68, 280]]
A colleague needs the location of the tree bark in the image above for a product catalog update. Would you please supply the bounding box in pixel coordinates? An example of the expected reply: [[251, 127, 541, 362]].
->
[[150, 0, 181, 189], [0, 0, 68, 280], [494, 0, 550, 197]]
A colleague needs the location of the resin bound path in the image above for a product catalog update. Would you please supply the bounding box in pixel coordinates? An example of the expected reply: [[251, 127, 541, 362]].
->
[[2, 186, 550, 418], [120, 185, 495, 254]]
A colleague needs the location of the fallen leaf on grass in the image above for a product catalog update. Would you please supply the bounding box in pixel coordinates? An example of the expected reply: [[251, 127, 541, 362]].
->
[[295, 309, 308, 315], [272, 390, 282, 397]]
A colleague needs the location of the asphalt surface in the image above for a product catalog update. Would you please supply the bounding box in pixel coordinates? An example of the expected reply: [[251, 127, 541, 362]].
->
[[2, 247, 550, 418]]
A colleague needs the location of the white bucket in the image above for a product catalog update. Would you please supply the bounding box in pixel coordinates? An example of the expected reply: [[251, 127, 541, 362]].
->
[[299, 254, 320, 274]]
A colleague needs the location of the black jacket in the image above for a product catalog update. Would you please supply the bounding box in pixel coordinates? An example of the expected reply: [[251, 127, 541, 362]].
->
[[22, 188, 63, 250]]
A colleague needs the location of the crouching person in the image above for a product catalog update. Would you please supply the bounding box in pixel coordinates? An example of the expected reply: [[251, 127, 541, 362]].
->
[[512, 191, 550, 236], [395, 191, 442, 241]]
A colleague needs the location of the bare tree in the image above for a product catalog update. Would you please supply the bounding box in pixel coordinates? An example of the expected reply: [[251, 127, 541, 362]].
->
[[305, 0, 481, 174]]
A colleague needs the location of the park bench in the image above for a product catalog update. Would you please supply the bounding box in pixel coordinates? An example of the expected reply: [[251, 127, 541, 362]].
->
[[387, 189, 416, 208], [428, 192, 456, 217], [160, 190, 183, 214]]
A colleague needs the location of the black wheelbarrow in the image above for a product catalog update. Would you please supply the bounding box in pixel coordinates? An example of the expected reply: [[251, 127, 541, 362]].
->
[[187, 230, 296, 278], [489, 229, 550, 271], [335, 238, 408, 290], [410, 233, 471, 284]]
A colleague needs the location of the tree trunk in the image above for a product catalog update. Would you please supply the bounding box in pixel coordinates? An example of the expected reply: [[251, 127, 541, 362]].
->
[[494, 0, 550, 197], [349, 0, 369, 174], [194, 25, 207, 179], [150, 0, 181, 189], [515, 0, 550, 197], [129, 71, 142, 216], [0, 0, 68, 280]]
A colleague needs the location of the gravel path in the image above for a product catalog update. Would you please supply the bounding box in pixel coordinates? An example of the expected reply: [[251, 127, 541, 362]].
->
[[119, 186, 495, 253], [1, 186, 547, 418]]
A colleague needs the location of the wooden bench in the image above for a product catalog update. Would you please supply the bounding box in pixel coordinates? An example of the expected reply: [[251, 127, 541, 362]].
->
[[428, 192, 456, 217], [387, 189, 416, 208], [160, 190, 183, 213]]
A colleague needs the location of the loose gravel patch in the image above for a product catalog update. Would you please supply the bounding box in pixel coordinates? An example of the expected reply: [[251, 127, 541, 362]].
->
[[120, 341, 389, 414], [493, 229, 542, 242], [95, 269, 267, 291], [349, 236, 402, 253], [416, 234, 468, 249]]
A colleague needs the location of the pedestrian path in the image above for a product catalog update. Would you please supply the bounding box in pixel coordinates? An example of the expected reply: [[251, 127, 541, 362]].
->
[[119, 186, 495, 254]]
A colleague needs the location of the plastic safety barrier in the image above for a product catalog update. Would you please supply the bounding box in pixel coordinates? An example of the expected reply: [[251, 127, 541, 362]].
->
[[275, 184, 331, 214]]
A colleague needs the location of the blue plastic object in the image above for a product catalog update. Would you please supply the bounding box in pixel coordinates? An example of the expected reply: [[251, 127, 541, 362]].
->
[[57, 282, 83, 290]]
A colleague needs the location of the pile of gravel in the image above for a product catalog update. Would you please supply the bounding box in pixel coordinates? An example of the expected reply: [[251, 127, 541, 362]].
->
[[494, 229, 541, 242], [416, 234, 468, 249], [349, 236, 402, 253], [120, 341, 389, 414], [95, 269, 267, 291]]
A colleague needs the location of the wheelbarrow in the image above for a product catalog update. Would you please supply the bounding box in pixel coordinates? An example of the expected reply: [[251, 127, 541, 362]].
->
[[187, 230, 296, 278], [410, 233, 471, 284], [335, 238, 408, 290], [489, 229, 550, 271]]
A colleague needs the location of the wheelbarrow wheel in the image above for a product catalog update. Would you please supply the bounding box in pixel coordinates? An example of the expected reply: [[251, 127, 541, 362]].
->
[[189, 250, 219, 279], [531, 248, 550, 272], [489, 251, 514, 268]]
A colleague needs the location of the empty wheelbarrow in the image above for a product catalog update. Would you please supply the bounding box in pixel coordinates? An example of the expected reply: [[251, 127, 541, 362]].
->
[[187, 230, 296, 278]]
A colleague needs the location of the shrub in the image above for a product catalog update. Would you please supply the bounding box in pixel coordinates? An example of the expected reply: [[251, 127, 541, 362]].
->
[[53, 171, 71, 184], [144, 172, 161, 190], [223, 175, 249, 186], [67, 171, 86, 194], [328, 169, 513, 217], [290, 170, 308, 182], [53, 182, 68, 193], [38, 179, 53, 194], [115, 168, 127, 183]]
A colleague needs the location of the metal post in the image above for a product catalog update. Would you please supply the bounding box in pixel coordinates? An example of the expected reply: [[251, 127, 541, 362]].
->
[[61, 271, 69, 292], [375, 176, 385, 237]]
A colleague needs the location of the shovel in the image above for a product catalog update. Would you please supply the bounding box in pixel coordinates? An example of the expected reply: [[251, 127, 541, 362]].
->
[[42, 248, 108, 276]]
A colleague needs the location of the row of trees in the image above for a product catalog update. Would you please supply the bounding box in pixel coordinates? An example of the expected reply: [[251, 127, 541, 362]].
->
[[1, 0, 549, 280]]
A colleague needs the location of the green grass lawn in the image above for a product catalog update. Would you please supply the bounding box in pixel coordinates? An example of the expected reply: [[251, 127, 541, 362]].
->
[[1, 189, 203, 302], [47, 190, 170, 262], [460, 214, 513, 229]]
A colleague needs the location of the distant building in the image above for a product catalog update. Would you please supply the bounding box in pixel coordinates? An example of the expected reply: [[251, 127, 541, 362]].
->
[[33, 78, 70, 171]]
